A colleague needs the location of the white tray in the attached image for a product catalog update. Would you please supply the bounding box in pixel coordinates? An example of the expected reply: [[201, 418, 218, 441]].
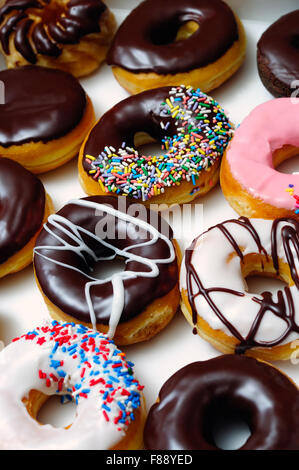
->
[[0, 0, 298, 449]]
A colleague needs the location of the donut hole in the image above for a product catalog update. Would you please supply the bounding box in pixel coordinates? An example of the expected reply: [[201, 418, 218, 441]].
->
[[245, 274, 287, 296], [241, 253, 292, 294], [134, 131, 164, 159], [273, 145, 299, 175], [23, 390, 76, 429], [37, 395, 76, 428], [203, 395, 252, 450], [27, 0, 66, 23], [149, 20, 199, 45], [91, 256, 126, 280]]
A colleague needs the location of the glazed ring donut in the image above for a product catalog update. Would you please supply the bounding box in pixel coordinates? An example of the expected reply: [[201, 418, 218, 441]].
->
[[0, 320, 146, 450], [0, 158, 52, 279], [0, 65, 95, 174], [144, 354, 299, 450], [220, 98, 299, 220], [257, 10, 299, 97], [33, 196, 180, 346], [180, 216, 299, 361], [79, 85, 234, 205], [106, 0, 246, 95], [0, 0, 116, 77]]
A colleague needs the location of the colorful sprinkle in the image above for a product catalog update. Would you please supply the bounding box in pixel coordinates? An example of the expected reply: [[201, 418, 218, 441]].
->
[[14, 321, 142, 432], [84, 85, 234, 201]]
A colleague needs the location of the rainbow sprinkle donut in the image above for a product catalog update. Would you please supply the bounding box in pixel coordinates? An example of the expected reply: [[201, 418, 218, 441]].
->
[[79, 85, 234, 205], [0, 321, 145, 450]]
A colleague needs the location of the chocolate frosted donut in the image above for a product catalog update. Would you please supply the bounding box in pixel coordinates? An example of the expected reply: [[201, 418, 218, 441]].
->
[[257, 10, 299, 97], [106, 0, 246, 94], [33, 196, 180, 345], [79, 85, 234, 205], [144, 355, 299, 450], [0, 158, 52, 278], [0, 65, 86, 147], [0, 0, 116, 77], [0, 65, 95, 173]]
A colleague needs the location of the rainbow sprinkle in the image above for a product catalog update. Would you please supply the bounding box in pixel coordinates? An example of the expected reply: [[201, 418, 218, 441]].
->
[[13, 321, 143, 431], [85, 85, 234, 201], [286, 183, 299, 215]]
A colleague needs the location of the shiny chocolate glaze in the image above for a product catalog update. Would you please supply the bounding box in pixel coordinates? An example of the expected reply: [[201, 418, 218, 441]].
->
[[0, 65, 86, 147], [0, 158, 45, 264], [0, 0, 106, 62], [144, 354, 299, 450], [82, 85, 233, 199], [257, 10, 299, 97], [33, 196, 178, 326], [107, 0, 239, 74], [185, 217, 299, 353]]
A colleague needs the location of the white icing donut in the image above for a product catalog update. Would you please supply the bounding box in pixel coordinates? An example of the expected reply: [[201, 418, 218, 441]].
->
[[0, 321, 145, 450], [180, 217, 299, 354]]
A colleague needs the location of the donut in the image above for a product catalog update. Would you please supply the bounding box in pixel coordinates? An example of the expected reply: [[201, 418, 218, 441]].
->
[[79, 85, 234, 205], [0, 65, 95, 174], [0, 0, 116, 77], [33, 196, 180, 345], [0, 320, 146, 450], [180, 216, 299, 361], [220, 98, 299, 220], [0, 158, 53, 279], [144, 354, 299, 450], [257, 10, 299, 97], [106, 0, 246, 95]]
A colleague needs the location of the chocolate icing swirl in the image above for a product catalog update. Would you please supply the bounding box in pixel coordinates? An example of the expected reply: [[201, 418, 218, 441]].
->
[[185, 217, 299, 353], [0, 158, 45, 264], [107, 0, 239, 74], [0, 65, 86, 147], [144, 354, 299, 450], [0, 0, 106, 62]]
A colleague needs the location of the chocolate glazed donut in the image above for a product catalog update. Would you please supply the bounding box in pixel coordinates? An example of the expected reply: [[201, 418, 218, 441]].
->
[[0, 65, 86, 147], [257, 10, 299, 97], [144, 355, 299, 450], [107, 0, 238, 75], [0, 158, 45, 264], [33, 196, 178, 334]]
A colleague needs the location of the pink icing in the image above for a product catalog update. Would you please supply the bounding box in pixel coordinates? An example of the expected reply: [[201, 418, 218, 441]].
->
[[225, 98, 299, 210]]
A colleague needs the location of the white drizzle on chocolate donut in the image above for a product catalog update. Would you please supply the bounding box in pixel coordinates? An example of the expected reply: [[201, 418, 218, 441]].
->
[[34, 198, 176, 337]]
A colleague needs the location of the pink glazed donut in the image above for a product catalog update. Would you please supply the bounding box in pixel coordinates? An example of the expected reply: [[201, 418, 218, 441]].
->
[[220, 98, 299, 220]]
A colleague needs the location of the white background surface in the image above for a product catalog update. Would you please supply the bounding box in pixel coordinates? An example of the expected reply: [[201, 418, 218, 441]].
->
[[0, 0, 298, 449]]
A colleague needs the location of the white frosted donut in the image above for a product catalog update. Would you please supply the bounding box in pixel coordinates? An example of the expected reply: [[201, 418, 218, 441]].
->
[[0, 321, 145, 450], [180, 217, 299, 360]]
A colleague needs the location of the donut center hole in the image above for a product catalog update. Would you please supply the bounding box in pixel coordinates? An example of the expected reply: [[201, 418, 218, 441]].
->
[[27, 0, 66, 23], [91, 256, 126, 280], [203, 396, 251, 450], [37, 395, 76, 429], [134, 131, 165, 158], [273, 146, 299, 175], [241, 253, 290, 295], [246, 274, 287, 296], [150, 20, 199, 45]]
